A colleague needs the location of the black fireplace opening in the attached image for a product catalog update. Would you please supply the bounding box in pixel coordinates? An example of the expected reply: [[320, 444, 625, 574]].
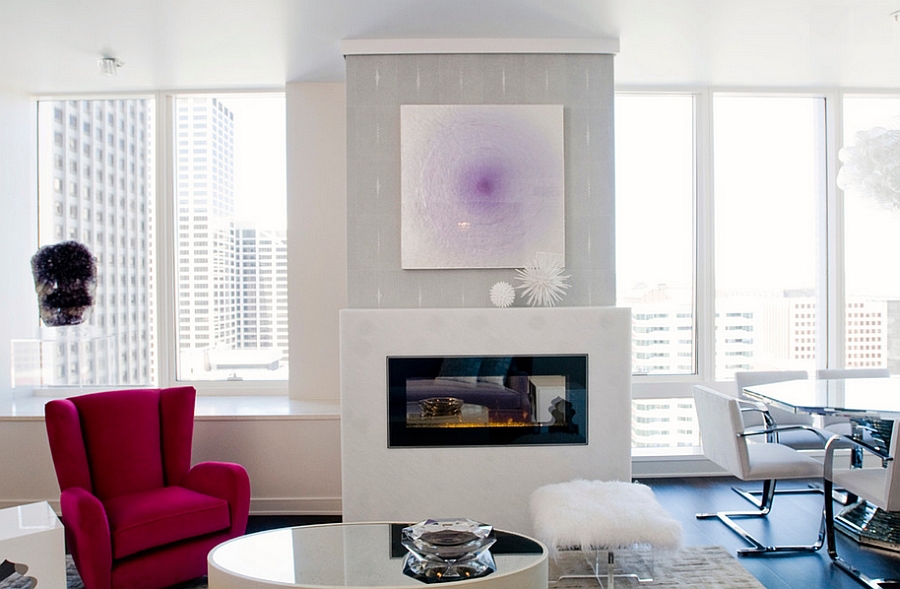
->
[[387, 354, 587, 447]]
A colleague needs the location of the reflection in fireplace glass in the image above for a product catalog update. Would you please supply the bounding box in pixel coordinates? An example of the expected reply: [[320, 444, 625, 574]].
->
[[387, 355, 587, 447]]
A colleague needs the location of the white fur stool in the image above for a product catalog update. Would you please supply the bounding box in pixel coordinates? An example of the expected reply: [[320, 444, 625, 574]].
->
[[530, 480, 682, 587]]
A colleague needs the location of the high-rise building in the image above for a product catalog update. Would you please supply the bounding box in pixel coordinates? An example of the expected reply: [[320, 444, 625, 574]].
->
[[174, 96, 288, 380], [36, 99, 155, 387], [31, 95, 288, 387], [235, 226, 288, 352], [175, 96, 237, 362]]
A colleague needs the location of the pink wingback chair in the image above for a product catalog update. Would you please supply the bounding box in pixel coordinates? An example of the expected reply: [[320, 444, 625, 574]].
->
[[45, 386, 250, 589]]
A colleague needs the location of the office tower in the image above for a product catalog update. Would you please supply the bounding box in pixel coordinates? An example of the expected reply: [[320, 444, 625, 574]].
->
[[235, 226, 288, 353], [175, 95, 288, 380], [175, 96, 239, 377], [36, 99, 155, 387]]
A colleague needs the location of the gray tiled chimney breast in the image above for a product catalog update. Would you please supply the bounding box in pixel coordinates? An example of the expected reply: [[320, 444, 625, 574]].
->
[[346, 52, 615, 308]]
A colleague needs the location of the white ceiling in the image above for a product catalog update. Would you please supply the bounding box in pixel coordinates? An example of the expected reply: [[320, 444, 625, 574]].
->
[[3, 0, 900, 95]]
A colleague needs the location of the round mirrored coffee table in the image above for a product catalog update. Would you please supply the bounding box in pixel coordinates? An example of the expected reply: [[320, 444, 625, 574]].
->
[[208, 522, 547, 589]]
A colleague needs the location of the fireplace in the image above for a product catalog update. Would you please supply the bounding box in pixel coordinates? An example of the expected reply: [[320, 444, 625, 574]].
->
[[340, 307, 631, 534], [388, 354, 587, 447]]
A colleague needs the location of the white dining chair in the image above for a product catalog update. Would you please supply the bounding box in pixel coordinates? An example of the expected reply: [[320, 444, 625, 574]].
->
[[734, 370, 827, 450], [823, 418, 900, 589], [692, 386, 827, 555]]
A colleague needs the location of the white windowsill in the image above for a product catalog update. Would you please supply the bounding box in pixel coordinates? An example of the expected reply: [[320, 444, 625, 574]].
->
[[0, 393, 340, 421]]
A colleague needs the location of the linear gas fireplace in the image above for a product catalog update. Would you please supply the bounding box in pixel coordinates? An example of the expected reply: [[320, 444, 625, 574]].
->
[[388, 354, 587, 447]]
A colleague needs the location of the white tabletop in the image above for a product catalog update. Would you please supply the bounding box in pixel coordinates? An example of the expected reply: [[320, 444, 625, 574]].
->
[[208, 522, 547, 589], [743, 377, 900, 419], [0, 501, 62, 542]]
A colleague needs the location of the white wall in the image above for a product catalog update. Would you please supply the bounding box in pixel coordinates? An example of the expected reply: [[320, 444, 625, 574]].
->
[[287, 82, 347, 402], [0, 87, 39, 398]]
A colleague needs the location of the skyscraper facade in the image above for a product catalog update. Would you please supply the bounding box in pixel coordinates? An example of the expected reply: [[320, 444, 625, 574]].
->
[[36, 98, 155, 387], [174, 96, 238, 378], [174, 96, 288, 380]]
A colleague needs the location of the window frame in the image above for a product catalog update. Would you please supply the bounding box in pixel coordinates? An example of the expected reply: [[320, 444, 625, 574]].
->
[[156, 92, 288, 395], [35, 91, 288, 396], [619, 87, 863, 409]]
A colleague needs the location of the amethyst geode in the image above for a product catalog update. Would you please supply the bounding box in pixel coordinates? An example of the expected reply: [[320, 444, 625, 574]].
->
[[31, 241, 97, 327]]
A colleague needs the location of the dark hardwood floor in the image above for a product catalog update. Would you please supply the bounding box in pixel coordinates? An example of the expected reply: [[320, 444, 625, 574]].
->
[[245, 476, 900, 589], [640, 476, 900, 589]]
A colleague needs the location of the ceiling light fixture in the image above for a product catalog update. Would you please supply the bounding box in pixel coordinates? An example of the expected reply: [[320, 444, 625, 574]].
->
[[892, 10, 900, 23], [98, 56, 124, 77]]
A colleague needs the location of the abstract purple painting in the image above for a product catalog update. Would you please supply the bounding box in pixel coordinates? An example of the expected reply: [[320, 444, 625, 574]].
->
[[401, 104, 565, 269]]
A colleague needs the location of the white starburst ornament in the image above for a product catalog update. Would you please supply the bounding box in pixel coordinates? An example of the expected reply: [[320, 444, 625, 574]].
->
[[490, 281, 516, 308], [515, 253, 571, 307]]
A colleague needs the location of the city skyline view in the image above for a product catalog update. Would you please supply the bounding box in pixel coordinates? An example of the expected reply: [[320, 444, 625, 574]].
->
[[28, 93, 289, 388]]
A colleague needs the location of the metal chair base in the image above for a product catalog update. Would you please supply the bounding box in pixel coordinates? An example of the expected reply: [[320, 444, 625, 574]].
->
[[696, 479, 826, 556], [824, 479, 900, 589], [732, 482, 824, 506], [831, 555, 900, 589]]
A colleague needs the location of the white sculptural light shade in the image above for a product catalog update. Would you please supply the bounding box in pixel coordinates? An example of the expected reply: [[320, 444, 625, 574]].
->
[[837, 127, 900, 207]]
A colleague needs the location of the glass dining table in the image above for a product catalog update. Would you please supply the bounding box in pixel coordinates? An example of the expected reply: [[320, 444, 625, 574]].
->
[[742, 377, 900, 552], [742, 377, 900, 421]]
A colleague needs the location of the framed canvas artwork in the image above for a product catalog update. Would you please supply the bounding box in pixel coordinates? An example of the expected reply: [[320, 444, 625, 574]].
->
[[401, 104, 565, 269]]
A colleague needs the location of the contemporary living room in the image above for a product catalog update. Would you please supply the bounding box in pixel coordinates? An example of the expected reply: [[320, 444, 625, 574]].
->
[[1, 1, 900, 589]]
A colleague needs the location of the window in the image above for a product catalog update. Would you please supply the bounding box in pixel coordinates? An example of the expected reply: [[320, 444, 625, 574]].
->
[[615, 94, 695, 376], [37, 92, 288, 389], [619, 91, 840, 453], [172, 93, 288, 382], [37, 99, 155, 387], [841, 96, 900, 371], [714, 95, 825, 379]]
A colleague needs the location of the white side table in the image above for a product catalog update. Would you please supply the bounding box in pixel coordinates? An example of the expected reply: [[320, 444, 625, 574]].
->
[[0, 502, 65, 588]]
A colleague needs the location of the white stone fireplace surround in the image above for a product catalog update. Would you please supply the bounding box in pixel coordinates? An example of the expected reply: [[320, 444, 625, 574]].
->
[[340, 306, 631, 535]]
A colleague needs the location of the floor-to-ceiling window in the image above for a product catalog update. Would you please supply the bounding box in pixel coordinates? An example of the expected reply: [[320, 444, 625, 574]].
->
[[841, 96, 900, 373], [713, 95, 826, 379], [616, 94, 698, 449], [617, 90, 895, 453], [31, 92, 287, 392]]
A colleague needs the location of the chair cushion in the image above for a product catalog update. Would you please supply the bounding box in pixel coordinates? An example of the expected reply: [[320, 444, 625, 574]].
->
[[104, 486, 231, 559], [745, 442, 823, 480]]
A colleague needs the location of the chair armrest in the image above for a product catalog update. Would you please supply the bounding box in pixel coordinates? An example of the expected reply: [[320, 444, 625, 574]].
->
[[737, 399, 777, 440], [182, 461, 251, 536], [740, 423, 830, 445], [823, 434, 894, 480], [60, 487, 112, 589], [738, 400, 773, 421]]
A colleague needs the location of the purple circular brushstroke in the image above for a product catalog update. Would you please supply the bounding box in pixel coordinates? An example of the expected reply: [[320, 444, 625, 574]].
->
[[406, 106, 563, 267]]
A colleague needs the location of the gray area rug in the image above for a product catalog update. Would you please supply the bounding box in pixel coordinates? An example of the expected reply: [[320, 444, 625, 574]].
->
[[549, 545, 765, 588], [0, 557, 208, 589], [0, 546, 759, 589]]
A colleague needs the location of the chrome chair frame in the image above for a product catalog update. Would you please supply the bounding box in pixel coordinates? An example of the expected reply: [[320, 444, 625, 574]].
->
[[693, 386, 828, 556], [823, 433, 900, 589], [731, 401, 828, 508], [696, 421, 828, 556]]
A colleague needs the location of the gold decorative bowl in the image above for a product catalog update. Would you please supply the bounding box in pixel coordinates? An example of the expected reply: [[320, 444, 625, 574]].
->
[[419, 397, 464, 417]]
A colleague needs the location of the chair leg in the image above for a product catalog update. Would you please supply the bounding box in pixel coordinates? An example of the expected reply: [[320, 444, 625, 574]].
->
[[824, 479, 900, 589], [697, 479, 826, 556]]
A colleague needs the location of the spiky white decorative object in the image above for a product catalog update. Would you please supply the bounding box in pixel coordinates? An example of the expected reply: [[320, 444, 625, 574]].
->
[[515, 253, 571, 307], [490, 281, 516, 308]]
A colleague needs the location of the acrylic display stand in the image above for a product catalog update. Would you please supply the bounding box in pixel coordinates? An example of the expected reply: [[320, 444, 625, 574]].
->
[[10, 325, 116, 389]]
